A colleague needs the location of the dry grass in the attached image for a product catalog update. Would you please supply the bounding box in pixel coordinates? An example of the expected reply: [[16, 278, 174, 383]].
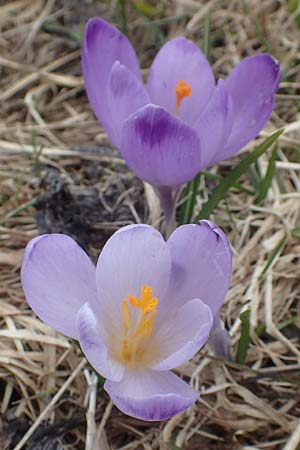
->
[[0, 0, 300, 449]]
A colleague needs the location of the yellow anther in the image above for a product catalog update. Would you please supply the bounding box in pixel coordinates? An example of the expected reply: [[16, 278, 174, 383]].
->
[[128, 285, 157, 314], [141, 285, 153, 302], [128, 294, 140, 308], [120, 285, 158, 366], [175, 79, 192, 114], [144, 297, 158, 314]]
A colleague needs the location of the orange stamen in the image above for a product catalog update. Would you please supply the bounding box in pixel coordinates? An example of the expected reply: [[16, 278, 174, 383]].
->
[[175, 80, 192, 115], [121, 285, 158, 366]]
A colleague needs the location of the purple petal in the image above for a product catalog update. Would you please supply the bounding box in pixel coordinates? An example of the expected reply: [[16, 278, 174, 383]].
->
[[150, 299, 213, 371], [94, 225, 171, 325], [160, 220, 232, 320], [105, 369, 198, 421], [120, 104, 201, 187], [207, 316, 232, 358], [82, 17, 141, 145], [194, 80, 233, 169], [147, 37, 214, 125], [223, 53, 280, 158], [21, 234, 97, 339], [77, 303, 124, 381], [107, 61, 150, 146]]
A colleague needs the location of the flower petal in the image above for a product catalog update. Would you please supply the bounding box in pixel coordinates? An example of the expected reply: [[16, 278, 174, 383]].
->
[[21, 234, 97, 339], [105, 369, 198, 420], [82, 17, 141, 145], [161, 220, 232, 319], [194, 80, 233, 169], [150, 299, 213, 371], [207, 316, 231, 358], [107, 61, 150, 146], [94, 225, 171, 325], [120, 104, 201, 187], [77, 303, 124, 381], [147, 37, 215, 125], [223, 53, 280, 158]]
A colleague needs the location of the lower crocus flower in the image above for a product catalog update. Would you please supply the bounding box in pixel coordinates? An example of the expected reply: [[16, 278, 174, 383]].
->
[[82, 17, 280, 219], [21, 221, 231, 421]]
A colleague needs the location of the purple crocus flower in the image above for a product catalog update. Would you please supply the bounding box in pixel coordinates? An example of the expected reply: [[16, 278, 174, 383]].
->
[[21, 220, 231, 421], [82, 18, 280, 192]]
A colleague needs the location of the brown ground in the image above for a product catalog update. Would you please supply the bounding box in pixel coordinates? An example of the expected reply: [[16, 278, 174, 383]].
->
[[0, 1, 300, 449]]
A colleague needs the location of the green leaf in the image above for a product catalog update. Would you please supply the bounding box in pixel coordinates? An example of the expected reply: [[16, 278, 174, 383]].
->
[[202, 171, 255, 196], [260, 234, 288, 278], [236, 308, 251, 364], [292, 227, 300, 238], [247, 166, 261, 190], [180, 173, 201, 224], [194, 129, 284, 221], [131, 0, 159, 17], [117, 0, 128, 35], [278, 316, 300, 331], [290, 0, 300, 28], [168, 444, 183, 450], [3, 198, 37, 221], [255, 322, 265, 338], [255, 146, 277, 204], [202, 12, 211, 61], [41, 21, 82, 42], [95, 373, 106, 386]]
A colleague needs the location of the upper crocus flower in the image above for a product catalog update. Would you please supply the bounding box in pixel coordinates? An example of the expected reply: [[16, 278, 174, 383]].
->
[[21, 220, 231, 421], [82, 17, 280, 189]]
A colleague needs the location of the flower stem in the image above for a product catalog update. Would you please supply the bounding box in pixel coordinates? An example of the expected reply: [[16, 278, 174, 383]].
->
[[156, 187, 178, 238]]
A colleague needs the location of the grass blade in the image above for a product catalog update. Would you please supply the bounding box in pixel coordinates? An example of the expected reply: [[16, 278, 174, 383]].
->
[[194, 129, 284, 221], [201, 171, 255, 196], [290, 0, 300, 28], [168, 444, 182, 450], [260, 234, 288, 278], [203, 12, 211, 61], [180, 173, 201, 224], [117, 0, 128, 35], [236, 308, 251, 364], [255, 146, 277, 204], [131, 0, 159, 18]]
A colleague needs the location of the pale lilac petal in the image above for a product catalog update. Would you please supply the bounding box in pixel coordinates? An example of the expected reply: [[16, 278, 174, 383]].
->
[[160, 220, 232, 320], [223, 53, 280, 158], [21, 234, 97, 339], [207, 316, 232, 358], [93, 225, 171, 325], [120, 104, 201, 187], [105, 369, 198, 420], [147, 37, 214, 125], [194, 80, 233, 169], [150, 299, 213, 371], [77, 303, 124, 381], [82, 18, 141, 145], [107, 61, 150, 146]]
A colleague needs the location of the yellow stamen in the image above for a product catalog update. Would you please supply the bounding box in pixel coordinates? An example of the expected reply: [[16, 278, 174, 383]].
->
[[122, 299, 132, 333], [120, 285, 158, 366], [128, 285, 158, 315], [122, 338, 131, 362], [175, 79, 192, 115]]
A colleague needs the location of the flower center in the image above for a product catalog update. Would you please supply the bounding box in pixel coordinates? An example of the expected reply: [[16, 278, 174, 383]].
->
[[121, 285, 158, 366], [175, 79, 192, 115]]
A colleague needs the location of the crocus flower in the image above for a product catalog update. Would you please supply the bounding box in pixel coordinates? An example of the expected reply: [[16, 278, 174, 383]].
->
[[82, 17, 280, 192], [21, 220, 231, 421]]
